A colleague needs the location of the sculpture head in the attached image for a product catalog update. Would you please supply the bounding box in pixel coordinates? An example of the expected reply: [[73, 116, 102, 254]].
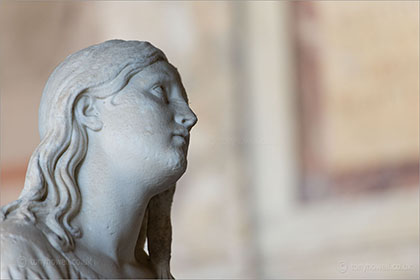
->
[[1, 40, 197, 253]]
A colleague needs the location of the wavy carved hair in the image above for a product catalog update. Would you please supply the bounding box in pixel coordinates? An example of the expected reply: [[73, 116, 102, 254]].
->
[[0, 40, 167, 252]]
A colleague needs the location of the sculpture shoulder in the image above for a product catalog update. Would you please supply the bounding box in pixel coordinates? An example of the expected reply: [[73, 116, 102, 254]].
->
[[0, 218, 72, 279], [1, 217, 47, 244]]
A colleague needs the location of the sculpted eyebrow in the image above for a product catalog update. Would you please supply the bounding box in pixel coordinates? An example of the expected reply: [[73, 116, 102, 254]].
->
[[149, 72, 171, 84]]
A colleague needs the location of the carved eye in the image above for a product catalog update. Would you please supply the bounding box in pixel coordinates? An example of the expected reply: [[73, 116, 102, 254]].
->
[[151, 85, 168, 104]]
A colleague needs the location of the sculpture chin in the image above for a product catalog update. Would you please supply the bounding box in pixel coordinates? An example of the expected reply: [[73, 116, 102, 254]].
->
[[171, 141, 189, 171], [166, 155, 188, 184], [145, 152, 187, 196]]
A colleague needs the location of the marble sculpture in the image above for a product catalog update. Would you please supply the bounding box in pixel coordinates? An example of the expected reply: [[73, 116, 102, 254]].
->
[[0, 40, 197, 279]]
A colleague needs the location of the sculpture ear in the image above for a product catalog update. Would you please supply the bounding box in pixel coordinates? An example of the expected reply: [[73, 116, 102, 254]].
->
[[75, 95, 103, 131]]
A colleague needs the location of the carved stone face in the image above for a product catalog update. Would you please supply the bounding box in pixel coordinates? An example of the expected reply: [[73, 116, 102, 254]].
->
[[92, 60, 197, 194]]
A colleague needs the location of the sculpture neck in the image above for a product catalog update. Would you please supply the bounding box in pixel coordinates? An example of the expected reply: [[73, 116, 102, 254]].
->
[[73, 145, 152, 269]]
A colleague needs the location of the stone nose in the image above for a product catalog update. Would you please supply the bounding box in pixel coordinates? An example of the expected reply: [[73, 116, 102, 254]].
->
[[175, 106, 198, 131]]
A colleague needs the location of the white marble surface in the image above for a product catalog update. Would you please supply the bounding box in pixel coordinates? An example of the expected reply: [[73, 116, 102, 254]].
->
[[1, 40, 197, 279]]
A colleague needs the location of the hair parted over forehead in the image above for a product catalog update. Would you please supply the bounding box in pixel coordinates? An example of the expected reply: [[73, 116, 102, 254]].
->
[[1, 40, 168, 253]]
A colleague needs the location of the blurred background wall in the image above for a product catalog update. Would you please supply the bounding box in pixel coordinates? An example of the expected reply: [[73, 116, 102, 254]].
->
[[0, 1, 418, 279]]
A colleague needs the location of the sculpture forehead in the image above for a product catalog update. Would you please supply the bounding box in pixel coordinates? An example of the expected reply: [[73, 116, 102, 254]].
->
[[140, 61, 181, 81], [134, 61, 188, 102]]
